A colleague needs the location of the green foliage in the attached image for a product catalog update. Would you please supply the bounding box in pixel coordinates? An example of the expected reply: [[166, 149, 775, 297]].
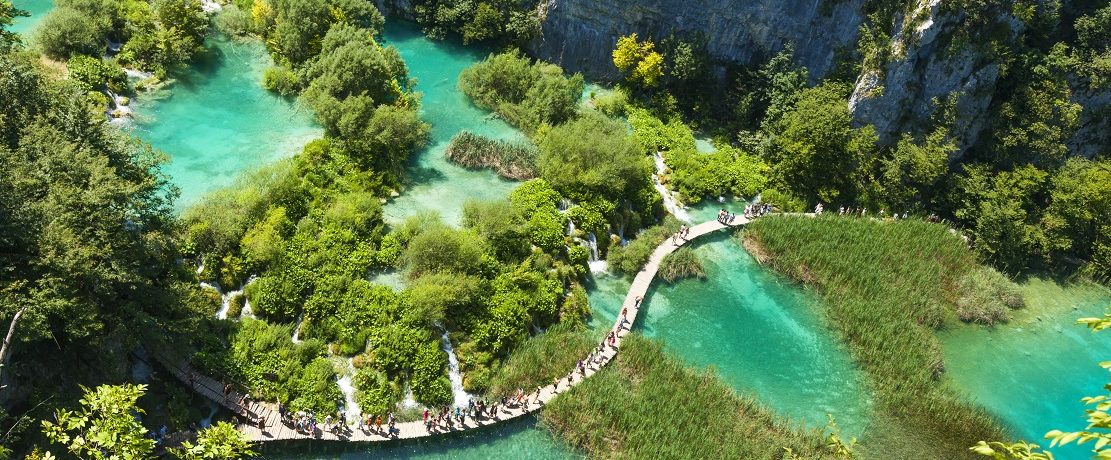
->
[[589, 88, 629, 117], [731, 48, 810, 131], [261, 65, 299, 96], [537, 111, 653, 208], [766, 82, 879, 205], [173, 421, 256, 460], [746, 216, 1012, 457], [67, 54, 127, 94], [411, 0, 539, 44], [875, 130, 954, 213], [300, 25, 409, 128], [953, 164, 1050, 271], [658, 247, 706, 283], [459, 50, 584, 132], [608, 218, 682, 275], [214, 4, 253, 37], [402, 222, 493, 278], [0, 1, 27, 51], [445, 131, 537, 180], [42, 384, 156, 460], [34, 6, 102, 59], [613, 33, 664, 88], [543, 335, 834, 459], [462, 199, 530, 262], [1041, 159, 1111, 280], [118, 0, 210, 75], [987, 54, 1080, 170], [954, 266, 1025, 324], [485, 322, 595, 398], [352, 368, 399, 415], [628, 108, 769, 202]]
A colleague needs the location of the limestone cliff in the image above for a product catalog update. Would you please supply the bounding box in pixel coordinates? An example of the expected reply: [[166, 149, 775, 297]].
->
[[848, 0, 1009, 156], [527, 0, 867, 81]]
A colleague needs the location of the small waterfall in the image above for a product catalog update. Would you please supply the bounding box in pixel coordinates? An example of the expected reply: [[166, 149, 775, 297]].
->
[[652, 152, 692, 223], [557, 198, 573, 212], [439, 331, 471, 408], [566, 219, 576, 236], [585, 233, 609, 273], [336, 359, 361, 423], [199, 400, 219, 428], [202, 276, 257, 320], [291, 315, 304, 343]]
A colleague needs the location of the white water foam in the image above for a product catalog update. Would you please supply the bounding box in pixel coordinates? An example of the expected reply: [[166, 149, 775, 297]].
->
[[653, 152, 692, 222], [439, 331, 471, 408], [336, 359, 361, 423]]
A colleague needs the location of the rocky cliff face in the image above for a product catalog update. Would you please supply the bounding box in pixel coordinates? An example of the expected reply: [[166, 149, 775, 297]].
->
[[527, 0, 866, 81], [848, 0, 1008, 156]]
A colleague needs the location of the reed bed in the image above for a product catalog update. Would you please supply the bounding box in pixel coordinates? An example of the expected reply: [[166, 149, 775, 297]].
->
[[444, 130, 538, 180], [484, 323, 598, 399], [658, 247, 706, 283], [744, 215, 1010, 458], [543, 334, 833, 459]]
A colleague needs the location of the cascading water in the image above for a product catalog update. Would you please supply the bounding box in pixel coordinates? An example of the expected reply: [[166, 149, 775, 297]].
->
[[585, 233, 609, 273], [336, 358, 361, 424], [201, 275, 257, 320], [291, 315, 304, 343], [439, 330, 471, 408], [652, 152, 692, 222]]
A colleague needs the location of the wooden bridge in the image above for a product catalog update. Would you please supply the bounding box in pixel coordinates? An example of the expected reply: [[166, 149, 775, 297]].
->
[[163, 217, 746, 442]]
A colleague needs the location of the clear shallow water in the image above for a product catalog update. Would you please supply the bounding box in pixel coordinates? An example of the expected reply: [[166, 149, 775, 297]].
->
[[942, 280, 1111, 458], [587, 233, 874, 437], [129, 36, 321, 208], [380, 22, 524, 226], [262, 417, 576, 460], [10, 0, 52, 36]]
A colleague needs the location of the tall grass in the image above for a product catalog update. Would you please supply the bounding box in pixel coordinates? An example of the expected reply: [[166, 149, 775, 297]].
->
[[658, 247, 706, 283], [484, 323, 597, 398], [744, 216, 1011, 458], [444, 131, 538, 180], [543, 335, 834, 459]]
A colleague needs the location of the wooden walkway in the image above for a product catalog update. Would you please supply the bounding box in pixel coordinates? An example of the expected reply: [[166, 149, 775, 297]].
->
[[166, 217, 744, 442]]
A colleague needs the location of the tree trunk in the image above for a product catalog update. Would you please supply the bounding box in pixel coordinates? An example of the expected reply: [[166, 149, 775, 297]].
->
[[0, 306, 26, 384]]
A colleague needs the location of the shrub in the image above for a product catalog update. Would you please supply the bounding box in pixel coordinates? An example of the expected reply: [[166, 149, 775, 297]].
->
[[590, 88, 628, 116], [262, 65, 299, 96], [459, 50, 584, 132], [955, 267, 1024, 325], [608, 218, 682, 275], [35, 7, 102, 59], [445, 131, 538, 180], [215, 5, 253, 37]]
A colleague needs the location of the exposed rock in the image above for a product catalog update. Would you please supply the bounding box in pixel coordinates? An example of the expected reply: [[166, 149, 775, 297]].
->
[[527, 0, 867, 81], [848, 0, 1010, 156], [1068, 83, 1111, 159]]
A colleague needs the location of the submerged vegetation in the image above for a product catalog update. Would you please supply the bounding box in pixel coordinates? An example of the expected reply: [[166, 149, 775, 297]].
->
[[445, 130, 538, 180], [745, 216, 1014, 458], [543, 334, 838, 459]]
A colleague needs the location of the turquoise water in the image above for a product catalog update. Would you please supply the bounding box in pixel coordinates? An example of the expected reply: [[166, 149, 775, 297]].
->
[[379, 22, 523, 226], [10, 0, 52, 36], [587, 233, 874, 437], [129, 36, 320, 208], [942, 280, 1111, 458], [262, 417, 576, 460]]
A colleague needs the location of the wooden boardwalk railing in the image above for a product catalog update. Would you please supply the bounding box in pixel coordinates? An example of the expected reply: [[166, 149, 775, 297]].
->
[[165, 217, 745, 442]]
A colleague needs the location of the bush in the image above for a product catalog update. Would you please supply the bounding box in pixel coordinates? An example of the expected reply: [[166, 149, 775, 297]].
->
[[608, 218, 682, 275], [215, 5, 253, 37], [590, 88, 628, 116], [262, 65, 299, 96], [459, 50, 584, 132], [445, 131, 537, 180], [35, 7, 102, 59]]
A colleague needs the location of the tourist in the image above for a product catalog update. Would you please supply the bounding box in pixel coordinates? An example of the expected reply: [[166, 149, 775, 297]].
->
[[375, 415, 382, 434]]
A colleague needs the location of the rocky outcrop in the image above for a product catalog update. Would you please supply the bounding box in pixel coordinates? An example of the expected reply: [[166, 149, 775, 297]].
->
[[848, 0, 1010, 156], [527, 0, 866, 81], [1069, 84, 1111, 159]]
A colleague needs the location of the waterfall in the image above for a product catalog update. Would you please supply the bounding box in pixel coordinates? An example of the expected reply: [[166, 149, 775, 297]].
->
[[336, 358, 361, 423], [558, 198, 573, 212], [566, 219, 576, 236], [199, 400, 219, 428], [585, 233, 609, 273], [201, 275, 257, 320], [291, 315, 304, 343], [439, 331, 471, 408], [652, 152, 692, 223]]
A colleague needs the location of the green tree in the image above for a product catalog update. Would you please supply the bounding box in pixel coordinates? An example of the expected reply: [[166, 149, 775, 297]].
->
[[877, 129, 955, 212], [34, 7, 102, 59], [41, 384, 156, 460], [1041, 159, 1111, 279], [0, 1, 27, 51], [537, 111, 650, 203], [766, 82, 878, 205], [173, 422, 256, 460], [954, 164, 1050, 270], [613, 33, 664, 87]]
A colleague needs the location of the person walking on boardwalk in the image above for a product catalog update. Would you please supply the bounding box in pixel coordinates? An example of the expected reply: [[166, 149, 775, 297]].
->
[[375, 415, 382, 434], [423, 409, 430, 430]]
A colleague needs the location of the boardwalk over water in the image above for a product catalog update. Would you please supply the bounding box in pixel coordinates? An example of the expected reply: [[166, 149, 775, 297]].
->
[[165, 217, 745, 442]]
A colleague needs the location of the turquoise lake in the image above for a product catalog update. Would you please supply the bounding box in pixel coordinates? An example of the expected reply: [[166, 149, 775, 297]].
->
[[13, 1, 1111, 455], [9, 0, 52, 36]]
